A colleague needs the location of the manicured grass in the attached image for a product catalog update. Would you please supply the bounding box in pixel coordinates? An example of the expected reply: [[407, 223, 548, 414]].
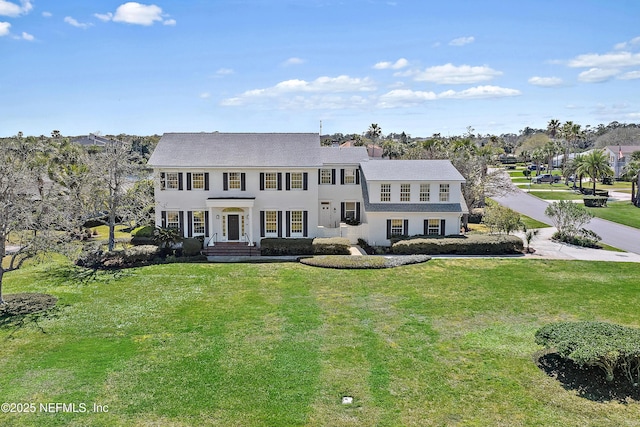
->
[[524, 191, 583, 201], [587, 201, 640, 229], [2, 259, 640, 426]]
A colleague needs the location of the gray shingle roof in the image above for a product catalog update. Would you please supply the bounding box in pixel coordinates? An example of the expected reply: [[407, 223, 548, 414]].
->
[[320, 146, 369, 164], [360, 159, 465, 182], [148, 133, 325, 168], [360, 174, 468, 214]]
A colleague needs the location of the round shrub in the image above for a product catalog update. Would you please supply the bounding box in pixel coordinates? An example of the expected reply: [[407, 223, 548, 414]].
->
[[182, 237, 203, 257]]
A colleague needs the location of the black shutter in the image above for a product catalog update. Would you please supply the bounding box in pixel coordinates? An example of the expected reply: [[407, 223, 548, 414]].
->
[[223, 173, 228, 191], [277, 173, 282, 191], [303, 172, 308, 190], [340, 169, 345, 185], [303, 211, 308, 237], [355, 169, 360, 185], [179, 211, 185, 236], [386, 219, 392, 239], [440, 219, 446, 236], [286, 211, 291, 237], [260, 211, 265, 237], [187, 211, 193, 237], [260, 173, 265, 191], [341, 202, 345, 221], [286, 173, 291, 191], [186, 173, 192, 191], [331, 169, 336, 185], [356, 202, 361, 222], [403, 219, 409, 236], [160, 172, 166, 190], [241, 173, 246, 191], [423, 219, 428, 236], [161, 211, 167, 227], [204, 173, 210, 191], [178, 173, 184, 190], [205, 211, 210, 236], [277, 211, 282, 237], [318, 169, 321, 184]]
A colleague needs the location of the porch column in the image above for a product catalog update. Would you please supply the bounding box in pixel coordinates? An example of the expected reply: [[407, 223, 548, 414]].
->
[[208, 207, 215, 246], [249, 206, 254, 246]]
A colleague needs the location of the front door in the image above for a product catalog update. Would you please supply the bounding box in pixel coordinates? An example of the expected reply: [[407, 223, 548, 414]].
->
[[228, 215, 240, 240], [320, 202, 332, 227]]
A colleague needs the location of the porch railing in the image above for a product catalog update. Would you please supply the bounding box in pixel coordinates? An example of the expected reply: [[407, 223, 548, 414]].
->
[[206, 233, 217, 247]]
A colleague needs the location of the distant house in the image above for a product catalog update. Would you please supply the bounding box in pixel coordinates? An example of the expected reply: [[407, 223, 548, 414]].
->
[[147, 132, 467, 252], [339, 140, 384, 159], [603, 145, 640, 178]]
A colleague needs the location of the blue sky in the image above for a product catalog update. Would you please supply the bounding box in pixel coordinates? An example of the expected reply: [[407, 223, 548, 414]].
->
[[2, 0, 640, 137]]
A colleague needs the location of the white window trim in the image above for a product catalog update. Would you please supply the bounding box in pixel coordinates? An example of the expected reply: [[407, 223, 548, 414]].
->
[[420, 184, 430, 202], [290, 172, 303, 190], [264, 172, 278, 190], [265, 210, 278, 236], [380, 183, 391, 202], [344, 168, 356, 185], [165, 172, 180, 190], [320, 169, 332, 185], [390, 218, 405, 235], [290, 210, 304, 237], [400, 183, 411, 202], [191, 172, 205, 190], [439, 184, 450, 202], [228, 172, 242, 190]]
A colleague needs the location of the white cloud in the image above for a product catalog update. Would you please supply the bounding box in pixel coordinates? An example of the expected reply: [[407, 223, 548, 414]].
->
[[568, 51, 640, 68], [408, 63, 502, 84], [20, 30, 32, 40], [97, 2, 175, 26], [0, 21, 10, 36], [94, 12, 113, 22], [373, 58, 409, 70], [619, 70, 640, 80], [64, 16, 93, 29], [528, 76, 564, 87], [449, 36, 474, 46], [378, 89, 437, 108], [438, 85, 521, 99], [42, 11, 52, 18], [221, 75, 376, 107], [283, 57, 305, 66], [216, 68, 234, 76], [614, 36, 640, 51], [0, 0, 32, 17], [199, 92, 211, 99], [577, 67, 619, 83]]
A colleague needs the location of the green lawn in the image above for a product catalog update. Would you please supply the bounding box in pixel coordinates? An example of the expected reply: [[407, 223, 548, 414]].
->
[[588, 201, 640, 229], [524, 191, 583, 201], [2, 259, 640, 426]]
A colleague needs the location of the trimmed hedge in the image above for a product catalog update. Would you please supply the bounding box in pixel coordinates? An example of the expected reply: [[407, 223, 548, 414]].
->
[[260, 238, 314, 256], [312, 237, 351, 255], [391, 234, 523, 255], [260, 237, 351, 256], [583, 196, 608, 207], [535, 321, 640, 384], [182, 237, 203, 257]]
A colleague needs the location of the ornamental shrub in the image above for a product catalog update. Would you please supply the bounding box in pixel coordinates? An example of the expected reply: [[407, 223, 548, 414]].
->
[[182, 237, 203, 257], [312, 237, 351, 255], [535, 321, 640, 385]]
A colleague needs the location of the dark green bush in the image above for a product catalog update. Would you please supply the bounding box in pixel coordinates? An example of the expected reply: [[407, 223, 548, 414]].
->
[[182, 237, 203, 257], [467, 208, 484, 224], [260, 238, 314, 256], [583, 196, 608, 207], [133, 225, 155, 237], [535, 321, 640, 384], [312, 237, 351, 255], [391, 234, 523, 255], [552, 229, 601, 248]]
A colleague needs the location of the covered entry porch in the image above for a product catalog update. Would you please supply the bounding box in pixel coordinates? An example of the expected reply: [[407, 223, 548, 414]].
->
[[205, 197, 256, 246]]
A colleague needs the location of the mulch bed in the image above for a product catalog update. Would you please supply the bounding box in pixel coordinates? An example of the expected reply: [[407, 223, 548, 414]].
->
[[535, 350, 640, 403]]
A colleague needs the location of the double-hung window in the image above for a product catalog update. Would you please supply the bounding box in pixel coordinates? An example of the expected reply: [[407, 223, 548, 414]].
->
[[426, 219, 440, 235], [343, 169, 356, 185], [192, 211, 206, 235], [191, 173, 205, 190], [165, 172, 180, 190], [390, 219, 404, 235], [290, 172, 303, 190], [420, 184, 430, 202], [380, 184, 391, 202], [264, 172, 278, 190], [439, 184, 450, 202], [265, 210, 278, 235], [290, 210, 303, 235], [228, 172, 242, 190], [166, 211, 181, 229], [320, 169, 332, 185], [400, 184, 411, 202], [344, 202, 356, 221]]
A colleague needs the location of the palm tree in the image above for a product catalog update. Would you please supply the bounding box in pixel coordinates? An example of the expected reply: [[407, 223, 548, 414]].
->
[[547, 119, 561, 139], [575, 150, 614, 195], [621, 151, 640, 206], [366, 123, 381, 142]]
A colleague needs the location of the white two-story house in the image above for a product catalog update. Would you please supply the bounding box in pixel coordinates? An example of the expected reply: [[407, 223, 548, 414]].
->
[[147, 132, 467, 250]]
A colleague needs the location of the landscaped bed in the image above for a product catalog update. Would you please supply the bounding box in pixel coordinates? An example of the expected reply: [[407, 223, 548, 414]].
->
[[299, 254, 431, 269]]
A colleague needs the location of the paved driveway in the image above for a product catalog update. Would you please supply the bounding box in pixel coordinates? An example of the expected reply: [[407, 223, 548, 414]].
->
[[492, 185, 640, 256]]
